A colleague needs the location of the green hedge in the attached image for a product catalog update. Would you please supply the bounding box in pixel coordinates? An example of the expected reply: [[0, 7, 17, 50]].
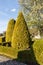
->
[[0, 37, 2, 43], [0, 36, 5, 43], [0, 46, 36, 62], [12, 12, 31, 50], [0, 46, 18, 59], [6, 19, 16, 42], [33, 39, 43, 65], [2, 42, 11, 47]]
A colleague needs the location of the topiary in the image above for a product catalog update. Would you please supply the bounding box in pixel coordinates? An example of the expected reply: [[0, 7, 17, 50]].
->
[[33, 39, 43, 65], [11, 12, 31, 50], [6, 19, 16, 42]]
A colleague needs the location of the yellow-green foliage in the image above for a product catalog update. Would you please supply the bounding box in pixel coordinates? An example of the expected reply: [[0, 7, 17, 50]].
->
[[0, 36, 5, 43], [0, 37, 2, 43], [0, 46, 18, 59], [6, 19, 16, 42], [12, 12, 30, 50], [33, 39, 43, 65]]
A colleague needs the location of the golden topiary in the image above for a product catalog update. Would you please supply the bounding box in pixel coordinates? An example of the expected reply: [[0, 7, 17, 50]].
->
[[12, 12, 31, 50], [33, 39, 43, 65], [6, 19, 16, 42]]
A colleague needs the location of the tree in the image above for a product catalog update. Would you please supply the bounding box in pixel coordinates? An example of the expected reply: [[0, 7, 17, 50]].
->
[[18, 0, 43, 24], [12, 12, 31, 50], [6, 19, 16, 42], [18, 0, 43, 37]]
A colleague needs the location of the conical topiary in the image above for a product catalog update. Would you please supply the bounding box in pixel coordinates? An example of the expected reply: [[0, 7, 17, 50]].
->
[[6, 19, 16, 42], [12, 12, 30, 50]]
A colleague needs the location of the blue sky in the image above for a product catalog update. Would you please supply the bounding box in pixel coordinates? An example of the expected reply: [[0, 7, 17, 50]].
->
[[0, 0, 19, 33]]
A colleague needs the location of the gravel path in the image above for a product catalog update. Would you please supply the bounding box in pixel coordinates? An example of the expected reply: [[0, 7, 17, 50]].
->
[[0, 55, 12, 62], [0, 55, 39, 65], [0, 60, 27, 65], [0, 55, 27, 65]]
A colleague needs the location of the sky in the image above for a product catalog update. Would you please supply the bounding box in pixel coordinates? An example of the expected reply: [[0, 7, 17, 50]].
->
[[0, 0, 19, 33]]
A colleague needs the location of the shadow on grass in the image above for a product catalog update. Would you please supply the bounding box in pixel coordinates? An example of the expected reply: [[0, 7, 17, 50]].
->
[[16, 41, 40, 65]]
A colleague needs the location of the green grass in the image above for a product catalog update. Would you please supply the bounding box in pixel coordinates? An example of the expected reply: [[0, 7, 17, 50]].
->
[[33, 39, 43, 65], [0, 46, 18, 59]]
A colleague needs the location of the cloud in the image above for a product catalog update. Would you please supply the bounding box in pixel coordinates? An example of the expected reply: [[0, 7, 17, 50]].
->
[[11, 8, 16, 12]]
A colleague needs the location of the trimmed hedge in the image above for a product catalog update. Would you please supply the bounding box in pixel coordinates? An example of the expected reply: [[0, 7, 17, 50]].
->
[[0, 37, 2, 43], [0, 46, 18, 59], [2, 42, 11, 47], [12, 12, 31, 50], [0, 36, 5, 43], [6, 19, 16, 42], [0, 46, 35, 62], [33, 39, 43, 65]]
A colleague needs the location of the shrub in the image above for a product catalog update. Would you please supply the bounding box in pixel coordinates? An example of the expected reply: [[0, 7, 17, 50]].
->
[[0, 37, 2, 43], [6, 19, 16, 42], [0, 46, 18, 59], [33, 39, 43, 65], [2, 42, 11, 47], [0, 36, 5, 43], [12, 12, 31, 50]]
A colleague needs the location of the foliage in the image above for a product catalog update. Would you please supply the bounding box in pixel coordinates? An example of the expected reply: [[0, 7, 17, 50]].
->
[[33, 39, 43, 65], [0, 46, 18, 59], [18, 0, 43, 35], [2, 42, 11, 47], [38, 24, 43, 36], [29, 28, 38, 38], [27, 21, 39, 28], [12, 12, 31, 50], [0, 46, 36, 63], [0, 36, 5, 43], [18, 0, 43, 22], [0, 37, 2, 43], [6, 19, 16, 42]]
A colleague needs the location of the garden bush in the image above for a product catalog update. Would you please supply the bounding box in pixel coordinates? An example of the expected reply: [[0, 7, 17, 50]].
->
[[6, 19, 16, 42], [0, 46, 18, 59], [33, 39, 43, 65], [0, 37, 2, 43], [0, 36, 5, 43], [12, 12, 31, 50], [2, 42, 11, 47]]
